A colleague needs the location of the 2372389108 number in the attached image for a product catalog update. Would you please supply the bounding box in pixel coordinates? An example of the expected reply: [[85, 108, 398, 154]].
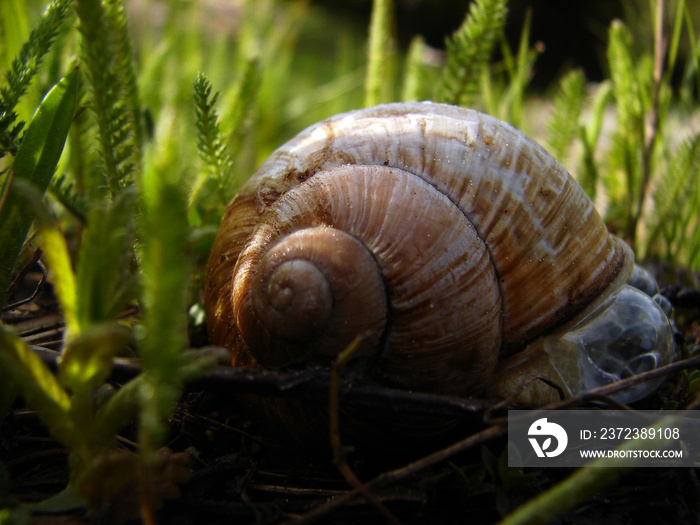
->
[[599, 427, 680, 440]]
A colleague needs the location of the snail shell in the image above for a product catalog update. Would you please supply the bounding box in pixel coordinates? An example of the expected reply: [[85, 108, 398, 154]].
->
[[204, 101, 640, 404]]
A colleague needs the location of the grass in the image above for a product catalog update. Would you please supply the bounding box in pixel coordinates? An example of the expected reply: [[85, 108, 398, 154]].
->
[[0, 0, 698, 522]]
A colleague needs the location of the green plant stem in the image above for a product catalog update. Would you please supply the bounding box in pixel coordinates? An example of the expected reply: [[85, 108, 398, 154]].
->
[[438, 0, 508, 107], [365, 0, 393, 107], [627, 0, 666, 246], [0, 324, 73, 446], [192, 72, 231, 208], [402, 35, 426, 101], [0, 0, 73, 157], [75, 0, 141, 196], [498, 415, 679, 525], [0, 69, 78, 306], [104, 0, 143, 164]]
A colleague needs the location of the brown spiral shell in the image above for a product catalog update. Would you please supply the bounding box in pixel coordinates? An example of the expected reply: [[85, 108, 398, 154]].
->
[[204, 101, 633, 406]]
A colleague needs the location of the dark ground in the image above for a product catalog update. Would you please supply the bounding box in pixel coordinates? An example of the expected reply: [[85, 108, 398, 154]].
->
[[1, 262, 700, 524]]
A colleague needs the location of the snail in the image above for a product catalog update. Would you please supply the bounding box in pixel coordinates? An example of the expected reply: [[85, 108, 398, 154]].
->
[[204, 101, 675, 441]]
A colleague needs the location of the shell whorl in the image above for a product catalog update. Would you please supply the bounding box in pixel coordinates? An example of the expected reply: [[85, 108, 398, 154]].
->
[[204, 101, 631, 396], [228, 165, 502, 394], [235, 224, 387, 367]]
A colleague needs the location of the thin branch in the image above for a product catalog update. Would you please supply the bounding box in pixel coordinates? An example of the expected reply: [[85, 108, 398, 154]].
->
[[329, 336, 400, 524], [28, 348, 700, 420], [628, 0, 667, 244], [288, 424, 507, 524]]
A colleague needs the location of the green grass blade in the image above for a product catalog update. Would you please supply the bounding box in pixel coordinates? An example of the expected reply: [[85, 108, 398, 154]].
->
[[437, 0, 508, 107], [10, 179, 79, 336], [0, 0, 73, 158], [494, 8, 538, 127], [74, 188, 137, 329], [605, 19, 646, 241], [577, 80, 612, 198], [646, 135, 700, 264], [221, 57, 261, 179], [12, 68, 79, 187], [666, 0, 686, 76], [191, 59, 261, 218], [547, 69, 585, 163], [92, 375, 142, 445], [192, 72, 232, 208], [137, 155, 191, 458], [58, 322, 132, 394], [0, 69, 78, 305], [0, 324, 73, 446], [607, 20, 643, 133], [103, 0, 143, 165], [681, 7, 700, 106], [402, 35, 427, 102], [75, 0, 142, 196], [365, 0, 395, 107]]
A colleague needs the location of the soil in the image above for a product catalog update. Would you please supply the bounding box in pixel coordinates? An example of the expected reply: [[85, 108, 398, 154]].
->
[[1, 262, 699, 524]]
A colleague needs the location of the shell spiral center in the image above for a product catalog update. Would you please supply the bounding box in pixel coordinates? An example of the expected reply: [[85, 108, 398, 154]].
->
[[235, 225, 388, 367]]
